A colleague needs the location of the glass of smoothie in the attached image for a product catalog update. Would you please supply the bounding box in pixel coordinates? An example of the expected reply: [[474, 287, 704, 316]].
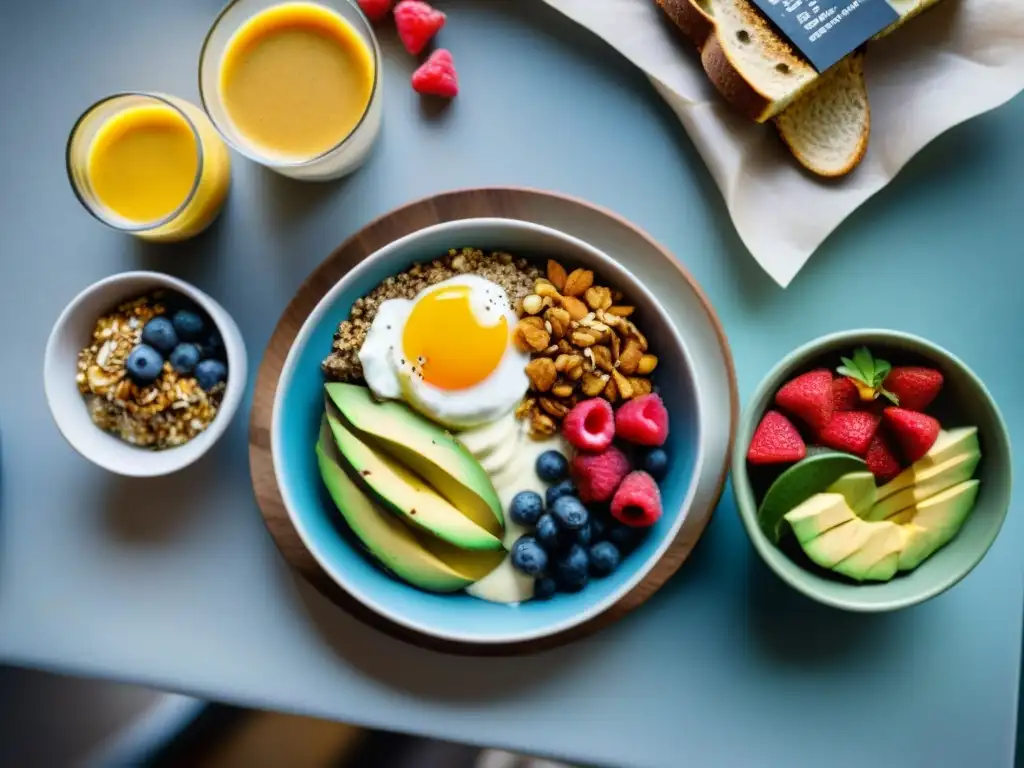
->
[[199, 0, 382, 182], [66, 93, 231, 242]]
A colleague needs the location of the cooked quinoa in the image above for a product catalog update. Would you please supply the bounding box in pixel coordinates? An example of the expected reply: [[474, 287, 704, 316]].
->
[[322, 247, 541, 381]]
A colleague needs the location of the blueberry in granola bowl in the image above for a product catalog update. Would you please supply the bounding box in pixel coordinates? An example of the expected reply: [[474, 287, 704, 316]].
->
[[45, 272, 247, 477]]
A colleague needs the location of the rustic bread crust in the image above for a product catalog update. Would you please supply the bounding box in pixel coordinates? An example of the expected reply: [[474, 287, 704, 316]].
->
[[655, 0, 714, 49]]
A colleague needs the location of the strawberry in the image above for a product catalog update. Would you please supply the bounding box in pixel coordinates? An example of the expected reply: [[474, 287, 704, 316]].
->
[[411, 49, 458, 98], [357, 0, 393, 22], [884, 367, 944, 412], [865, 433, 902, 483], [816, 411, 880, 457], [747, 411, 806, 465], [835, 347, 898, 405], [832, 377, 860, 411], [883, 407, 940, 463], [775, 369, 833, 432], [394, 0, 446, 55]]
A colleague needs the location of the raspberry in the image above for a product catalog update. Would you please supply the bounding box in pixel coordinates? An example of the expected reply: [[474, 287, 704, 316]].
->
[[411, 49, 458, 98], [572, 446, 631, 503], [610, 471, 662, 528], [615, 394, 669, 447], [562, 398, 615, 452], [356, 0, 392, 22], [394, 0, 446, 55]]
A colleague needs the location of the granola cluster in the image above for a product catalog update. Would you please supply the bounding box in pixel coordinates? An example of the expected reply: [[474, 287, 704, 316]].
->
[[322, 248, 540, 381], [514, 260, 659, 436], [76, 294, 222, 449]]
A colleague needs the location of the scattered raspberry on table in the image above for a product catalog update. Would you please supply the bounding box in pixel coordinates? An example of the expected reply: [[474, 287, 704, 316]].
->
[[357, 0, 393, 22], [394, 0, 446, 55], [411, 49, 459, 98]]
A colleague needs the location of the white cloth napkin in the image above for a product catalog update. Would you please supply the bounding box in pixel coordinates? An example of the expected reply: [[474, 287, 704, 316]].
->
[[541, 0, 1024, 286]]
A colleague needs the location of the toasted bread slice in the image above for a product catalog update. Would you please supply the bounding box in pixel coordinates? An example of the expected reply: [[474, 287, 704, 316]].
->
[[775, 50, 869, 178], [657, 0, 945, 123]]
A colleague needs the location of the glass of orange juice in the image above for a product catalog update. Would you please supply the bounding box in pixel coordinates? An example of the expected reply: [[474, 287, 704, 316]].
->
[[199, 0, 382, 182], [66, 93, 231, 242]]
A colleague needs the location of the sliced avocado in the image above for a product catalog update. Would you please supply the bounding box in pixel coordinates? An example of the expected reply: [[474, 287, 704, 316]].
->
[[326, 408, 503, 551], [875, 427, 980, 503], [801, 517, 880, 569], [833, 522, 906, 582], [867, 452, 981, 521], [316, 421, 500, 592], [784, 493, 856, 545], [757, 452, 867, 543], [898, 480, 980, 571], [826, 471, 877, 517], [326, 383, 504, 535]]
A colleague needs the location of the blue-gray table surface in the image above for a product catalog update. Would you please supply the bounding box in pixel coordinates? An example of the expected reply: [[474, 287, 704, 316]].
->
[[1, 2, 1021, 767]]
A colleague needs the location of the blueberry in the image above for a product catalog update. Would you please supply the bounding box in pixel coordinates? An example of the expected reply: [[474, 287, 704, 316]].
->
[[535, 513, 561, 552], [589, 516, 608, 542], [554, 544, 589, 592], [535, 450, 569, 482], [198, 330, 225, 361], [551, 495, 589, 531], [141, 317, 178, 354], [125, 344, 164, 385], [171, 309, 206, 341], [511, 536, 548, 577], [545, 479, 576, 508], [509, 491, 544, 527], [589, 541, 621, 577], [194, 359, 227, 391], [533, 576, 557, 601], [576, 522, 593, 547], [643, 448, 669, 481], [168, 343, 201, 374], [608, 522, 645, 553]]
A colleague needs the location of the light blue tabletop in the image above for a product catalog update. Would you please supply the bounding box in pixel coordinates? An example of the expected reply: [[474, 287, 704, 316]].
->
[[1, 2, 1021, 766]]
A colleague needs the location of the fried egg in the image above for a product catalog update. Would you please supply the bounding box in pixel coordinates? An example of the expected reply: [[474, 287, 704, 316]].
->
[[358, 275, 529, 428]]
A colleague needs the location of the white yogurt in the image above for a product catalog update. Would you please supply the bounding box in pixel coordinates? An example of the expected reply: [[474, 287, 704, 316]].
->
[[458, 413, 568, 605]]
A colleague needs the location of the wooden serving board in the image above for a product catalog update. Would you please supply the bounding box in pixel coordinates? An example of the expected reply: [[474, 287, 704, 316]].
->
[[249, 187, 738, 655]]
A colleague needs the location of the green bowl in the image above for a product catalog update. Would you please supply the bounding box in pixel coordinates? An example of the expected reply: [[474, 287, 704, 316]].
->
[[732, 329, 1012, 612]]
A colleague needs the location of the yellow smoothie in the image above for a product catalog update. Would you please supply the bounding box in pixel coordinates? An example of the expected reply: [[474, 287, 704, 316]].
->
[[218, 2, 375, 160]]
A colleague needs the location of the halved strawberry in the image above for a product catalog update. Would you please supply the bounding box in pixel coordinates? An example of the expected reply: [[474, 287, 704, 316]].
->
[[816, 411, 881, 457], [832, 377, 860, 411], [884, 367, 944, 412], [747, 411, 806, 465], [883, 407, 940, 463], [865, 433, 902, 483], [775, 369, 833, 432]]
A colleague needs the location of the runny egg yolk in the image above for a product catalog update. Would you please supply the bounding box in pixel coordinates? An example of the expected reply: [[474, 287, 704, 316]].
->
[[401, 284, 509, 391]]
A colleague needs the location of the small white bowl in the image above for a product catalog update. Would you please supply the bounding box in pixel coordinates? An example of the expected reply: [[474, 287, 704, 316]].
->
[[44, 271, 247, 477]]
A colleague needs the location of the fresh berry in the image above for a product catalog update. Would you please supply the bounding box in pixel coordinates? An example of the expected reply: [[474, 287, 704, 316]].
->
[[357, 0, 392, 22], [576, 522, 593, 547], [883, 407, 941, 463], [563, 398, 615, 452], [171, 309, 205, 342], [198, 331, 225, 361], [884, 367, 944, 412], [615, 394, 669, 447], [865, 433, 903, 484], [607, 522, 643, 552], [642, 448, 669, 480], [509, 491, 544, 527], [511, 536, 548, 577], [125, 344, 164, 385], [554, 544, 589, 592], [551, 495, 589, 532], [535, 450, 569, 482], [775, 369, 833, 431], [746, 411, 806, 465], [589, 515, 607, 542], [394, 0, 446, 55], [545, 479, 576, 508], [589, 541, 621, 577], [194, 359, 227, 391], [534, 513, 561, 552], [832, 377, 860, 411], [534, 576, 557, 600], [816, 411, 881, 457], [411, 49, 458, 98], [141, 317, 178, 354], [610, 471, 662, 528], [168, 343, 201, 374], [571, 446, 631, 503]]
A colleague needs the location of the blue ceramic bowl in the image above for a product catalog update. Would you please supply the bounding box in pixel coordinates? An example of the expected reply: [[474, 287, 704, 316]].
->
[[272, 219, 703, 645]]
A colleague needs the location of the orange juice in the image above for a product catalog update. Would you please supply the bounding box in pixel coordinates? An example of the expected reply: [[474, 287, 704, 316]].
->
[[69, 94, 231, 241], [218, 2, 375, 161]]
